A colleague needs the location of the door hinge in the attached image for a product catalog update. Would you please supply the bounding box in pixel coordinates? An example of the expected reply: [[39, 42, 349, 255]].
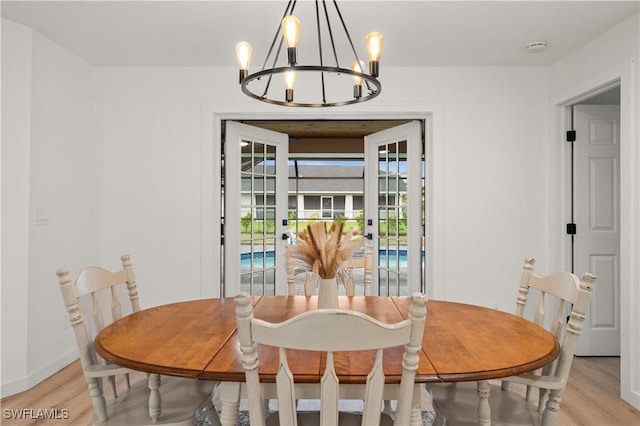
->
[[566, 223, 577, 235], [566, 130, 576, 142]]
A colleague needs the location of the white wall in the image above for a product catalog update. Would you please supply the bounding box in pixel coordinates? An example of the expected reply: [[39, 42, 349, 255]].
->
[[97, 65, 550, 311], [95, 67, 219, 308], [549, 12, 640, 409], [1, 19, 97, 396], [1, 13, 638, 411], [1, 18, 33, 397]]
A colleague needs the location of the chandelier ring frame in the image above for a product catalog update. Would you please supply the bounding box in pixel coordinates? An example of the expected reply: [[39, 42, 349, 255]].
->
[[240, 65, 381, 108]]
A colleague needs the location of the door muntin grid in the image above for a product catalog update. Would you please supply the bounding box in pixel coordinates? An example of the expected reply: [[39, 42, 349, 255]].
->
[[240, 141, 277, 295], [377, 141, 409, 296]]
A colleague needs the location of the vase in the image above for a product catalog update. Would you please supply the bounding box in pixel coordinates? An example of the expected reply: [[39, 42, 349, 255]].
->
[[317, 277, 339, 309]]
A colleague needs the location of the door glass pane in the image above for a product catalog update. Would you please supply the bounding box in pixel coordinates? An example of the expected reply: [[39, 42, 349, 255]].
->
[[377, 139, 409, 296], [265, 144, 276, 172], [239, 138, 276, 295], [253, 143, 265, 174], [378, 146, 387, 175]]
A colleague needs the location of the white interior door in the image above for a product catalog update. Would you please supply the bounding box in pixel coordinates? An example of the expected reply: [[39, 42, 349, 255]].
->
[[225, 122, 289, 296], [573, 105, 620, 356], [364, 121, 423, 296]]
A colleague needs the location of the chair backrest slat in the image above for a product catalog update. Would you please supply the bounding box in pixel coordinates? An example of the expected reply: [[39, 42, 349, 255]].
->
[[275, 347, 298, 426], [319, 352, 339, 425], [57, 255, 140, 373], [235, 292, 427, 426], [111, 287, 122, 321], [361, 349, 384, 425]]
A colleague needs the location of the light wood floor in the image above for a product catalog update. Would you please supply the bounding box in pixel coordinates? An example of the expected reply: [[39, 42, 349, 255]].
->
[[1, 357, 638, 425]]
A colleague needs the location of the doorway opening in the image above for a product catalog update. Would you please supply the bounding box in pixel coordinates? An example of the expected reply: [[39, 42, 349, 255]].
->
[[221, 119, 425, 298], [564, 84, 621, 357]]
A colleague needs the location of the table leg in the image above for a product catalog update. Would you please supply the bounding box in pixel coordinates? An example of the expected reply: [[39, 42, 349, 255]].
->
[[147, 373, 161, 423], [219, 382, 241, 426], [476, 380, 491, 426]]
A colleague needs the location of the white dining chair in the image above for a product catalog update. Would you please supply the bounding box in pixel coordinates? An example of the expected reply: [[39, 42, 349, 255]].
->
[[234, 291, 427, 425], [430, 258, 596, 426], [57, 254, 219, 425]]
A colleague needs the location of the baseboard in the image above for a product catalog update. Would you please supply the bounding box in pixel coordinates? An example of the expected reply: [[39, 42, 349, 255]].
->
[[0, 350, 78, 398], [622, 388, 640, 411]]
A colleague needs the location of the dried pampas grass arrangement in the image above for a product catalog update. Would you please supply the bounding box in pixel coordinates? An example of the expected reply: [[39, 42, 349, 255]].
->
[[287, 221, 363, 281]]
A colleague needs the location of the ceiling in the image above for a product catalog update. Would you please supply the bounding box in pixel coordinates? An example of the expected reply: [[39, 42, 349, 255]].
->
[[2, 1, 638, 68], [2, 1, 631, 142]]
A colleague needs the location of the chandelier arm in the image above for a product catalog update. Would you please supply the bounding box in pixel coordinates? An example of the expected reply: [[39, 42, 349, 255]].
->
[[261, 38, 288, 98], [315, 0, 324, 66], [260, 0, 295, 71], [316, 1, 328, 104], [321, 71, 327, 105], [322, 0, 340, 67], [260, 74, 274, 99], [364, 78, 376, 93], [261, 1, 298, 98], [331, 0, 364, 69]]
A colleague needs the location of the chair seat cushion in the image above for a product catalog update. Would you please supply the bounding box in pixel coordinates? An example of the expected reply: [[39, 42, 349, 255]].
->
[[266, 410, 394, 426]]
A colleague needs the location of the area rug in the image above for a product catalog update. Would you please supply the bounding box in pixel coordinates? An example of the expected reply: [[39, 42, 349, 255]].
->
[[204, 391, 437, 425], [232, 409, 436, 425]]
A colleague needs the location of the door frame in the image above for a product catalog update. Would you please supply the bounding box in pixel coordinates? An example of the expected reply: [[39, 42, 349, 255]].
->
[[550, 60, 639, 408], [201, 103, 445, 302]]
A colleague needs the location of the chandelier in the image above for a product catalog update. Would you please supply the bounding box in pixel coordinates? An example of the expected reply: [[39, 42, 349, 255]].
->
[[235, 0, 383, 107]]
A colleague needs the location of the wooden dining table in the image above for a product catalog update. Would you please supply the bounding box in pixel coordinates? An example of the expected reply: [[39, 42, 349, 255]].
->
[[95, 295, 559, 426]]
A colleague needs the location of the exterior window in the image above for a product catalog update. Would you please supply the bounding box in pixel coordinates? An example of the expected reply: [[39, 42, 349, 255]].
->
[[288, 195, 297, 209], [353, 196, 364, 211], [304, 196, 320, 210]]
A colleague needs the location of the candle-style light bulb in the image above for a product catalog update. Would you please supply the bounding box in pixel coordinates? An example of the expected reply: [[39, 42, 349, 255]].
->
[[284, 70, 297, 102], [235, 41, 252, 84], [281, 15, 301, 65], [365, 32, 383, 77], [351, 60, 364, 99]]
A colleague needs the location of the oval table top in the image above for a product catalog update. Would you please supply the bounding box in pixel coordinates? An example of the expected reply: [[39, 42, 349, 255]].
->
[[94, 296, 560, 384]]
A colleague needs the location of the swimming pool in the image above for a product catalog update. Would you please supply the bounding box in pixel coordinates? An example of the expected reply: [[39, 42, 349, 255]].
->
[[240, 249, 418, 269]]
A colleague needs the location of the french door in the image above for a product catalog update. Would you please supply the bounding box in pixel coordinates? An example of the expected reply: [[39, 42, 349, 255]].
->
[[224, 122, 289, 296], [224, 120, 423, 297], [364, 121, 423, 296]]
